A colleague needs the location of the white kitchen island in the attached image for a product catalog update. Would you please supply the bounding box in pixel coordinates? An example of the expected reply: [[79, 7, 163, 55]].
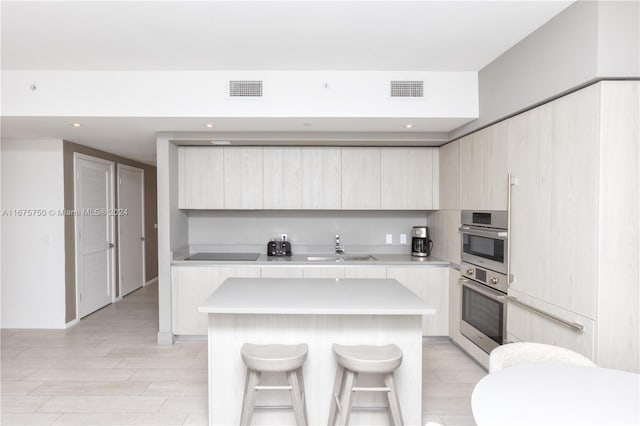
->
[[198, 277, 434, 426]]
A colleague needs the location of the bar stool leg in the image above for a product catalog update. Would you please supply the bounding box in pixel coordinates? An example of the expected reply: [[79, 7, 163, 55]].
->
[[240, 369, 260, 426], [384, 373, 404, 426], [337, 370, 357, 426], [287, 370, 307, 426], [328, 365, 344, 426], [296, 367, 309, 426]]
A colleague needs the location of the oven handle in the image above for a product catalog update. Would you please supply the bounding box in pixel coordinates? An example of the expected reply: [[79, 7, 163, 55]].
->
[[460, 278, 506, 303], [459, 226, 508, 239]]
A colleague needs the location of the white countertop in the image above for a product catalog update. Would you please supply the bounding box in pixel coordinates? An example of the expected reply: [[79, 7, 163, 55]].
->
[[173, 252, 449, 266], [198, 277, 435, 315], [471, 363, 640, 426]]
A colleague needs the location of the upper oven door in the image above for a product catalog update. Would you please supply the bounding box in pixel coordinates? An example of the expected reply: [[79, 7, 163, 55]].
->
[[461, 226, 508, 274]]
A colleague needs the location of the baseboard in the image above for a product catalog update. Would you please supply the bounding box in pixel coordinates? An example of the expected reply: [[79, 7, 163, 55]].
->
[[422, 336, 452, 344], [175, 335, 207, 342], [65, 318, 80, 328], [157, 331, 175, 345], [145, 277, 158, 287], [1, 315, 67, 329]]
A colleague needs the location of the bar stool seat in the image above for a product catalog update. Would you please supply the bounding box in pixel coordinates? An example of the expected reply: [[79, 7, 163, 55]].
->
[[242, 343, 308, 372], [329, 343, 404, 426], [332, 344, 403, 373], [240, 343, 309, 426]]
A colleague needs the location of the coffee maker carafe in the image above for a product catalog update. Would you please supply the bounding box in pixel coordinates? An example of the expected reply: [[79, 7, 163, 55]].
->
[[411, 226, 433, 257]]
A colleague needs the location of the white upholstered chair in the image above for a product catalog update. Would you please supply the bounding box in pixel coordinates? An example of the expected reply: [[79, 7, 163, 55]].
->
[[489, 342, 596, 373]]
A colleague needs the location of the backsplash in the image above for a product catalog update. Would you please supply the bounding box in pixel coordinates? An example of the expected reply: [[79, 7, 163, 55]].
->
[[188, 210, 429, 254]]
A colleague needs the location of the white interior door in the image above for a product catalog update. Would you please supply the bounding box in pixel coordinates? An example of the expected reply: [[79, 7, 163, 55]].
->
[[117, 165, 145, 297], [74, 155, 115, 318]]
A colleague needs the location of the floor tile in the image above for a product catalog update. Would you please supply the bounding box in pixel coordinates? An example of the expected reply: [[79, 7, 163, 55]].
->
[[128, 368, 208, 382], [1, 396, 52, 413], [25, 368, 136, 382], [52, 412, 187, 425], [30, 381, 151, 396], [38, 396, 167, 413], [0, 412, 62, 425]]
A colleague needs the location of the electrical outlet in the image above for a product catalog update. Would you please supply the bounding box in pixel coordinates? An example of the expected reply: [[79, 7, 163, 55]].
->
[[385, 234, 393, 244], [400, 234, 407, 244]]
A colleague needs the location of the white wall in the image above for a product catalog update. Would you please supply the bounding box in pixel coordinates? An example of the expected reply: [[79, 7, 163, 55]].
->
[[187, 210, 429, 255], [1, 139, 66, 328], [1, 70, 478, 121], [451, 1, 640, 139]]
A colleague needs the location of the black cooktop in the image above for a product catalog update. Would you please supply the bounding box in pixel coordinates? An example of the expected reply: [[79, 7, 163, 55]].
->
[[186, 252, 260, 261]]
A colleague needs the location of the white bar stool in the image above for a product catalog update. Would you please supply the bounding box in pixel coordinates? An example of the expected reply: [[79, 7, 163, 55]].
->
[[240, 343, 309, 426], [328, 343, 404, 426]]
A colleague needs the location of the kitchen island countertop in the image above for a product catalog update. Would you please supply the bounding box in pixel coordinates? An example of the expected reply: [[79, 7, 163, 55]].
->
[[198, 277, 434, 315]]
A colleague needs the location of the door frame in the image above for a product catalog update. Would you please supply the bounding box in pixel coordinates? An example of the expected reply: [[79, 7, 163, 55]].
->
[[73, 153, 117, 320], [116, 164, 146, 297]]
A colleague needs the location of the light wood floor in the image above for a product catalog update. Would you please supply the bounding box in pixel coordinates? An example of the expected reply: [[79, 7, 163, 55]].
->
[[1, 282, 484, 426]]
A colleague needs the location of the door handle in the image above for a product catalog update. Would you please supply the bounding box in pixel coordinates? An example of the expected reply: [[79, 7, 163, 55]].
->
[[140, 236, 145, 241], [108, 243, 115, 248]]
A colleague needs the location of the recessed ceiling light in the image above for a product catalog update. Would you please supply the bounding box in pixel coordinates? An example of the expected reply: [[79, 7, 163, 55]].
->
[[405, 124, 413, 129], [70, 123, 82, 128], [210, 140, 231, 145], [205, 123, 215, 128]]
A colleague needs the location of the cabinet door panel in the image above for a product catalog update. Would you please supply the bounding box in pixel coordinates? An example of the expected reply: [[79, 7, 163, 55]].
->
[[302, 267, 346, 279], [178, 147, 224, 209], [439, 141, 460, 210], [260, 267, 304, 278], [508, 86, 599, 318], [263, 148, 302, 209], [387, 267, 449, 336], [171, 266, 220, 335], [506, 289, 595, 361], [341, 148, 381, 209], [381, 148, 434, 210], [224, 147, 263, 209], [302, 148, 341, 209], [344, 267, 387, 278]]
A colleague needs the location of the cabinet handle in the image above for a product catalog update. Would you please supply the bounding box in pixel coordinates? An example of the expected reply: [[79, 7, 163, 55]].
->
[[507, 173, 514, 285], [506, 295, 584, 332]]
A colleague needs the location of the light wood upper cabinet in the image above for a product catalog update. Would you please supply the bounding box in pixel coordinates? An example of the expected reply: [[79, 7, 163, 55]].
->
[[341, 148, 381, 209], [178, 147, 224, 209], [439, 141, 460, 210], [381, 148, 436, 210], [459, 121, 509, 210], [301, 147, 341, 209], [179, 146, 439, 210], [263, 148, 302, 209], [223, 147, 263, 209]]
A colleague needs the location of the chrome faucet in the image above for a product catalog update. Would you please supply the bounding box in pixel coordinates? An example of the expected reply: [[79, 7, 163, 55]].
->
[[335, 234, 345, 255]]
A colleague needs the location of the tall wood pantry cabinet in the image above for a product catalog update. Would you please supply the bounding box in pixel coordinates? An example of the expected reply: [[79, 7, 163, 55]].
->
[[506, 81, 639, 373]]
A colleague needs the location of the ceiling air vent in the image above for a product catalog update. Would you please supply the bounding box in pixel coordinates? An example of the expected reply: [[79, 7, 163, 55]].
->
[[390, 80, 424, 98], [229, 80, 263, 97]]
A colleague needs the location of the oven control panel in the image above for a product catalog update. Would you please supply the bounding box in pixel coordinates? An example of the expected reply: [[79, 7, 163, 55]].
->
[[461, 261, 508, 293]]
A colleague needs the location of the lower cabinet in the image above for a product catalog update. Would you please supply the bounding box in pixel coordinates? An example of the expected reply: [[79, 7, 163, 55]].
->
[[171, 266, 260, 335], [506, 288, 596, 361], [172, 264, 449, 337], [387, 266, 449, 336]]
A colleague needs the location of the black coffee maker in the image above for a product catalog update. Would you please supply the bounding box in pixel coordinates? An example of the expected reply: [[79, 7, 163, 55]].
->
[[411, 226, 433, 257]]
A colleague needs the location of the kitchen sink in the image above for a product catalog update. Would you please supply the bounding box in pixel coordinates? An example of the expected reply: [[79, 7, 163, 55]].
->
[[306, 255, 377, 262]]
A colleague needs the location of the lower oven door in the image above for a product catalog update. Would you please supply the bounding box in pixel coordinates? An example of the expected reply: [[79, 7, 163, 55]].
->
[[461, 278, 506, 354]]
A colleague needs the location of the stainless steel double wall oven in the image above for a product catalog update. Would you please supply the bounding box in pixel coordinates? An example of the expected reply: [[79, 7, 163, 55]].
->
[[460, 211, 508, 354]]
